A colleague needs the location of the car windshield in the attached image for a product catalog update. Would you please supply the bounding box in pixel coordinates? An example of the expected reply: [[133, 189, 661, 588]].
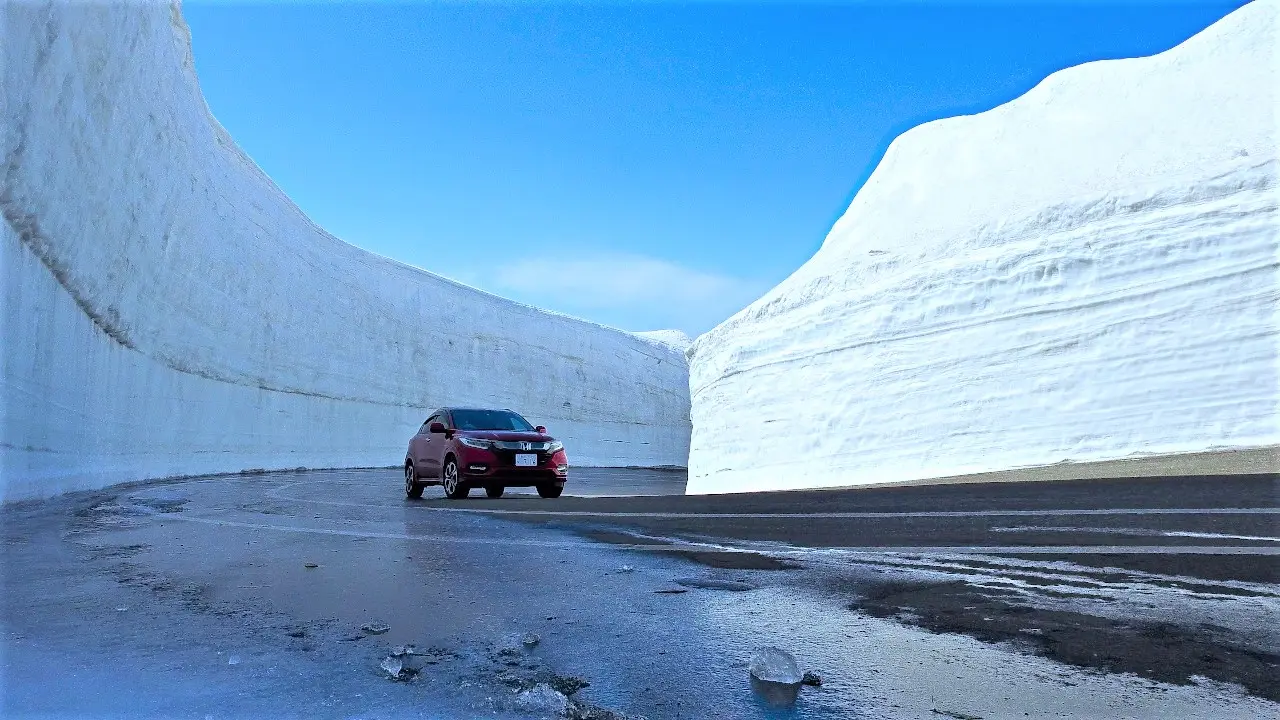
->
[[451, 409, 534, 431]]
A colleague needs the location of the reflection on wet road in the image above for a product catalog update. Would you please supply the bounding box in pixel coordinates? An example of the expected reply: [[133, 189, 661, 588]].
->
[[3, 468, 1277, 719]]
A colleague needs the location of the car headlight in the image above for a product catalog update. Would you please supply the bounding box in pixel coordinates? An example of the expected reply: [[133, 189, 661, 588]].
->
[[458, 437, 493, 450], [546, 440, 564, 454]]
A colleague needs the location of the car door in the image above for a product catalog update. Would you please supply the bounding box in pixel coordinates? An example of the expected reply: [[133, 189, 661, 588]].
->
[[412, 414, 437, 466], [423, 411, 450, 477]]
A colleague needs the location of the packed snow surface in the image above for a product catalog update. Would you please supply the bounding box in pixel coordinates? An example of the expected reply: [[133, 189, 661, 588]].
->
[[634, 329, 694, 353], [686, 0, 1279, 494], [1, 2, 690, 502]]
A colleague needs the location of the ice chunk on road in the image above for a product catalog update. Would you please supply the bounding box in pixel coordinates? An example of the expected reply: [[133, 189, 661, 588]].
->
[[515, 684, 570, 715], [749, 647, 802, 684], [749, 647, 803, 706], [379, 655, 404, 679]]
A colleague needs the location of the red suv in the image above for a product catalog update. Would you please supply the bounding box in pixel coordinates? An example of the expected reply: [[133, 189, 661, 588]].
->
[[404, 407, 569, 500]]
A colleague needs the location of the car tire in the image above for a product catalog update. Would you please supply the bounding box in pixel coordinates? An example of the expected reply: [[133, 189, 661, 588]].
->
[[442, 457, 469, 499], [485, 486, 504, 499], [405, 462, 424, 499], [536, 484, 563, 499]]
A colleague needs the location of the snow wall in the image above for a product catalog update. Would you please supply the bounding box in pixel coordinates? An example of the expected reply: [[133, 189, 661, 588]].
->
[[1, 2, 691, 503], [686, 0, 1279, 494]]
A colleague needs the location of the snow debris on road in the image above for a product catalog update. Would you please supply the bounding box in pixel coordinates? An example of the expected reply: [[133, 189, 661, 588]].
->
[[749, 647, 804, 706], [379, 655, 408, 681], [515, 684, 570, 715]]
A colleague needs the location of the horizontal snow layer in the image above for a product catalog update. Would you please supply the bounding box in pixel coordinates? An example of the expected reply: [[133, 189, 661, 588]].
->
[[686, 0, 1279, 494], [1, 3, 690, 502], [633, 329, 694, 353]]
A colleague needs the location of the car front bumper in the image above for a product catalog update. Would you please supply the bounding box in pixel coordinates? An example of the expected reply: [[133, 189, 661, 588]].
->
[[457, 446, 568, 486]]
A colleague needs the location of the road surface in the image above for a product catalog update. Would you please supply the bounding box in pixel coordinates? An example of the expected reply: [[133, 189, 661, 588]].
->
[[3, 467, 1277, 719]]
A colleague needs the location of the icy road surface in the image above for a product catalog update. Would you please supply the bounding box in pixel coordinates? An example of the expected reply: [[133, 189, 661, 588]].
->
[[3, 469, 1276, 719]]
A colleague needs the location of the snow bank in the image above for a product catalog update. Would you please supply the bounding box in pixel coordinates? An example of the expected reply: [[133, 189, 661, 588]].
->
[[1, 2, 690, 502], [633, 329, 693, 353], [687, 0, 1279, 494]]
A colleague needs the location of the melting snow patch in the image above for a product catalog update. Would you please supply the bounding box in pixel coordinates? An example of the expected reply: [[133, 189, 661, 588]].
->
[[515, 684, 570, 715]]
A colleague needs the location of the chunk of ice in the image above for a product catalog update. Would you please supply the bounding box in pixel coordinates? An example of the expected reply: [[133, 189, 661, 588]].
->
[[515, 684, 569, 714], [749, 647, 803, 706], [749, 647, 802, 684], [380, 656, 403, 679]]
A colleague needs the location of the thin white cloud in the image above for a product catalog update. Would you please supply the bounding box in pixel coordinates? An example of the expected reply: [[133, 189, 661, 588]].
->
[[484, 253, 769, 337]]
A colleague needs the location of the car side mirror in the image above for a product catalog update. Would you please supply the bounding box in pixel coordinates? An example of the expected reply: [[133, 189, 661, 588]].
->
[[535, 425, 546, 434], [429, 422, 446, 434]]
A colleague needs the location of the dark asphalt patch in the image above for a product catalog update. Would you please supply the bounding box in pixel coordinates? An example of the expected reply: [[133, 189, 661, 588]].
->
[[572, 524, 802, 569], [657, 549, 802, 570], [847, 577, 1280, 701], [673, 577, 756, 591], [470, 472, 1278, 514]]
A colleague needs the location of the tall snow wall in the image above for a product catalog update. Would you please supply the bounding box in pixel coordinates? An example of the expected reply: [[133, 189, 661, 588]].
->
[[687, 0, 1279, 494], [1, 2, 691, 503]]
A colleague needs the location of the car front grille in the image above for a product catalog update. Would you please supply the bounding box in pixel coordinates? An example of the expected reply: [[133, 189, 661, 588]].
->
[[492, 441, 551, 451]]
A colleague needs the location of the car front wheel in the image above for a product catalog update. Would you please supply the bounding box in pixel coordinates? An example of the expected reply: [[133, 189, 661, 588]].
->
[[536, 483, 563, 499], [442, 458, 469, 499], [405, 462, 423, 499]]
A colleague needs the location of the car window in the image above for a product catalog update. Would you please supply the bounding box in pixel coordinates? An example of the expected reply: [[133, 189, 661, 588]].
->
[[451, 409, 534, 431], [421, 414, 438, 433]]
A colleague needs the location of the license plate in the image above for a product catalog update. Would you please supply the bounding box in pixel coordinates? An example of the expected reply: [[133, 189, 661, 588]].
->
[[515, 454, 537, 467]]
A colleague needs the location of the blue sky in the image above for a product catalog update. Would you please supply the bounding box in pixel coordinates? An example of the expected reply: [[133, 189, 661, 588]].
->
[[184, 0, 1247, 337]]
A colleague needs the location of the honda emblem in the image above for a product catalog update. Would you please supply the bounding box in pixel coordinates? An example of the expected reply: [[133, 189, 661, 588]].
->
[[520, 442, 531, 451]]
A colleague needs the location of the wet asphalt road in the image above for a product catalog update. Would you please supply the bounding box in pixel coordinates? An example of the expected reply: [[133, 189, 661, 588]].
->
[[445, 471, 1279, 583], [3, 467, 1278, 719]]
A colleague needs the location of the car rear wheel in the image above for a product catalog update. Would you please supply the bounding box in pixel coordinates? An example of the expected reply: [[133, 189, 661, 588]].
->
[[442, 458, 469, 499], [485, 486, 504, 499], [536, 484, 563, 499], [405, 462, 423, 499]]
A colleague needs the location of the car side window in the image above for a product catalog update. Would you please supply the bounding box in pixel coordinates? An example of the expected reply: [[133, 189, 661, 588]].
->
[[442, 412, 454, 430], [421, 415, 437, 434]]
